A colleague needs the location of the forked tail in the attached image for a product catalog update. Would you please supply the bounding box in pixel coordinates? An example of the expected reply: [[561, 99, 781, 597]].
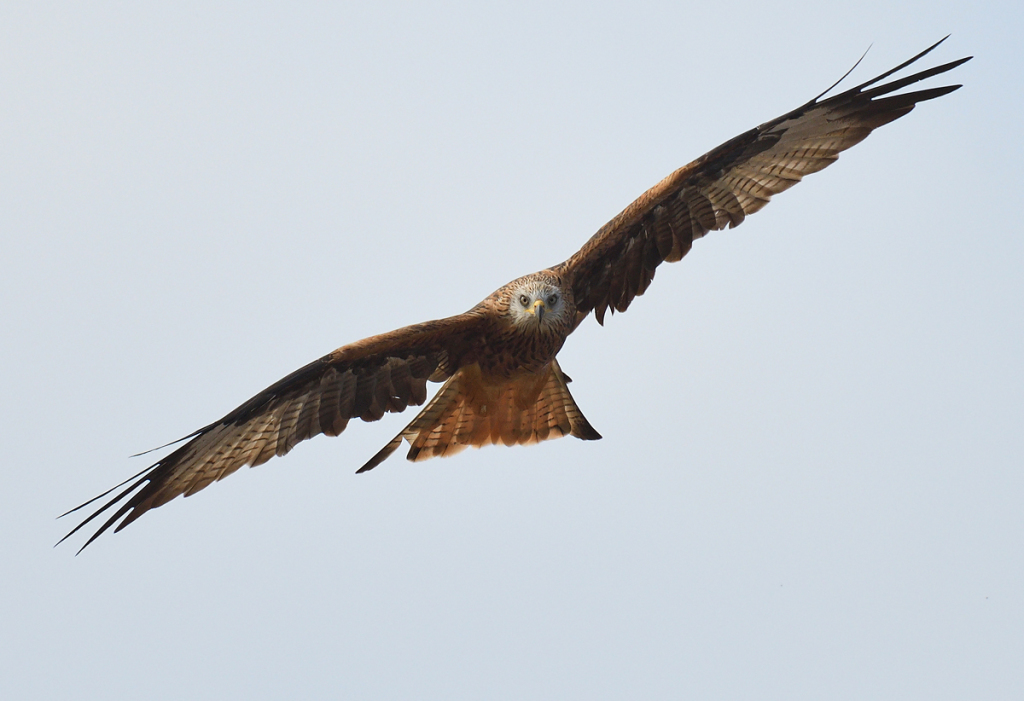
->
[[356, 360, 600, 472]]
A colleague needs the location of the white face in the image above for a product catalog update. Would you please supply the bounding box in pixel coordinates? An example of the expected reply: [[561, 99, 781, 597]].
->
[[508, 281, 565, 330]]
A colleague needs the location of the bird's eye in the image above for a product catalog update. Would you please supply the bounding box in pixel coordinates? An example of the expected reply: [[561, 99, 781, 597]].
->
[[547, 294, 559, 306], [519, 294, 530, 307]]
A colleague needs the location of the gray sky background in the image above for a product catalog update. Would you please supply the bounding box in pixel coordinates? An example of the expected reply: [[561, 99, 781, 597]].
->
[[2, 2, 1021, 699]]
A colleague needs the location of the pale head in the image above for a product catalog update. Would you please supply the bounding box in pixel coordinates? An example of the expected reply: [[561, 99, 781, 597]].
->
[[505, 274, 569, 332]]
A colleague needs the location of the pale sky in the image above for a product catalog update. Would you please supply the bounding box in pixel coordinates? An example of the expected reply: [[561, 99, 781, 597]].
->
[[2, 2, 1021, 699]]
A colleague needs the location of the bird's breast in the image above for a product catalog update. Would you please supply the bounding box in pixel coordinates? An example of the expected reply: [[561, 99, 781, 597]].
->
[[473, 324, 566, 379]]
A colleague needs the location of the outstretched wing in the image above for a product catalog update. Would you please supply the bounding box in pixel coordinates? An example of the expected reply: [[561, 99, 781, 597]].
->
[[59, 312, 486, 552], [557, 38, 971, 325]]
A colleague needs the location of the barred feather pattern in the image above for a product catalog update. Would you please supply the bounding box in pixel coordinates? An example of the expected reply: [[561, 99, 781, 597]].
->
[[558, 39, 970, 325], [58, 317, 479, 552]]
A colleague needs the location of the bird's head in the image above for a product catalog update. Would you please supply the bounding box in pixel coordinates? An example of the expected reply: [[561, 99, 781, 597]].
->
[[504, 274, 570, 333]]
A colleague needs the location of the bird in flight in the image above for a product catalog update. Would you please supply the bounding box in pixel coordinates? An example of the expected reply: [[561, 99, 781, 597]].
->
[[60, 38, 970, 552]]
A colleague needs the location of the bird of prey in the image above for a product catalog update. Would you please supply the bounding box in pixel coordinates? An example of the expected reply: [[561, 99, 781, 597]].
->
[[60, 38, 970, 552]]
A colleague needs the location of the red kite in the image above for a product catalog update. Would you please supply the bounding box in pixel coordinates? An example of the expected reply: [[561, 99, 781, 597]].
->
[[60, 39, 970, 551]]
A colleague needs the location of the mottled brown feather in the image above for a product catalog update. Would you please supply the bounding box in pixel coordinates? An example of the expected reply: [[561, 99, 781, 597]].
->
[[355, 360, 600, 473], [59, 313, 489, 552], [60, 39, 968, 552], [556, 39, 969, 324]]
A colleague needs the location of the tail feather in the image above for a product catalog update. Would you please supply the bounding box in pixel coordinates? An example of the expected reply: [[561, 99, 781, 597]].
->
[[355, 360, 600, 473]]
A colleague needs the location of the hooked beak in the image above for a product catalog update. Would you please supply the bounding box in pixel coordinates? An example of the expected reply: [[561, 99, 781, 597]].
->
[[532, 298, 546, 323]]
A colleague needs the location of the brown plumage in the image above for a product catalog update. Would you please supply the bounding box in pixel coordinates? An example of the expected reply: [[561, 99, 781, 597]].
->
[[59, 39, 970, 551]]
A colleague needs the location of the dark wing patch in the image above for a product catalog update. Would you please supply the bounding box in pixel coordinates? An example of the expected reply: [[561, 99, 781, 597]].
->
[[558, 38, 970, 325], [59, 314, 485, 552]]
